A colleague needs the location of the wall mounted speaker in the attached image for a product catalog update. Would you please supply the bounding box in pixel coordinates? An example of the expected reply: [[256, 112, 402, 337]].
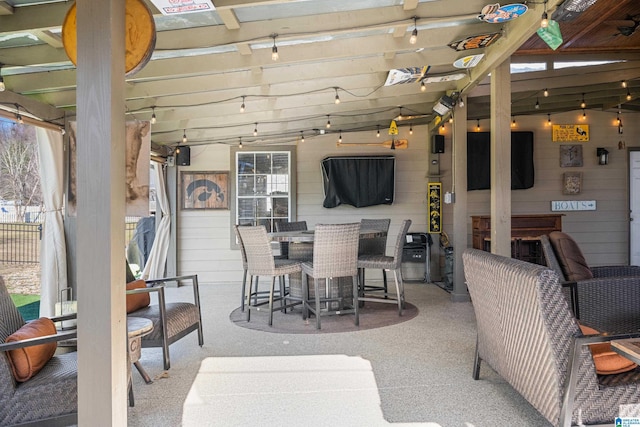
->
[[176, 146, 191, 166], [432, 135, 445, 154]]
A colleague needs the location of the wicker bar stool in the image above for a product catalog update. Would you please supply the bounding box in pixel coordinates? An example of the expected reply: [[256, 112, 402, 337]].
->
[[356, 219, 411, 324], [358, 218, 391, 297], [301, 223, 360, 329], [237, 226, 302, 326]]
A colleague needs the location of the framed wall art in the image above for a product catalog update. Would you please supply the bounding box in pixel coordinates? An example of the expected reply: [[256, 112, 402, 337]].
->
[[181, 171, 229, 210], [560, 144, 583, 167], [563, 172, 582, 195]]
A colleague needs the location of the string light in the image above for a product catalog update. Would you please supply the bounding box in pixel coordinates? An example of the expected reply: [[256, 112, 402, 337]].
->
[[476, 119, 480, 131], [334, 87, 340, 104], [390, 139, 396, 150], [420, 81, 426, 92], [376, 125, 380, 138], [409, 124, 413, 135], [409, 16, 418, 45], [580, 93, 586, 109], [182, 129, 187, 143], [458, 98, 464, 108], [326, 115, 331, 129], [271, 34, 279, 61], [239, 137, 243, 149], [535, 98, 540, 109], [440, 123, 445, 133], [0, 64, 4, 92], [448, 116, 453, 123], [543, 88, 549, 97], [240, 96, 246, 113], [150, 107, 157, 124], [253, 123, 258, 136], [338, 130, 342, 143], [511, 116, 516, 128], [540, 0, 549, 28], [622, 80, 628, 88], [300, 131, 304, 143], [627, 88, 632, 101], [581, 109, 586, 120], [398, 107, 403, 120], [547, 114, 551, 125]]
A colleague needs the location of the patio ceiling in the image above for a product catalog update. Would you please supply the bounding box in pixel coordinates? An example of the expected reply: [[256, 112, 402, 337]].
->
[[0, 0, 639, 151]]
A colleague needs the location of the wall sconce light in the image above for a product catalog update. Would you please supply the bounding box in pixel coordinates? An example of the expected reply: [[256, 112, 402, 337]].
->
[[597, 147, 609, 165]]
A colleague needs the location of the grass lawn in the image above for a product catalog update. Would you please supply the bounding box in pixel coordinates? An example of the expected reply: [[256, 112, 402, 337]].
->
[[10, 293, 40, 307]]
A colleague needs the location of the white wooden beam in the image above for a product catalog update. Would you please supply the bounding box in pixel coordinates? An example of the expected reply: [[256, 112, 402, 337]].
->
[[31, 29, 63, 49], [217, 7, 241, 30], [0, 1, 13, 15]]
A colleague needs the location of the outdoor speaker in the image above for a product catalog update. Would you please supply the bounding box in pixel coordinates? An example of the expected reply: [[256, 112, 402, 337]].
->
[[432, 135, 445, 154], [176, 146, 190, 166]]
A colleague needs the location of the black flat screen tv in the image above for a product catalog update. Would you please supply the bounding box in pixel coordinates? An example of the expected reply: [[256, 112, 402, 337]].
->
[[467, 131, 535, 191], [321, 156, 395, 208]]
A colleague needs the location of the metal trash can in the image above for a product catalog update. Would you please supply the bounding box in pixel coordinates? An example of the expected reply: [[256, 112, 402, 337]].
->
[[401, 233, 433, 282]]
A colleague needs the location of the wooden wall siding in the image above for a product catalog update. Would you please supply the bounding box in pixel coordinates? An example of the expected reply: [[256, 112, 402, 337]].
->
[[175, 110, 638, 284], [176, 126, 430, 284], [438, 109, 638, 267]]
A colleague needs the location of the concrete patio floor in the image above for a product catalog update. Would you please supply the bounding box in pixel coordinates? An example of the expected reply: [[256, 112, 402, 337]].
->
[[126, 280, 551, 426]]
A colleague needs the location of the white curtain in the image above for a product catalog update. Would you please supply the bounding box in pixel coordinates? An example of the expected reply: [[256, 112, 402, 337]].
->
[[141, 161, 171, 279], [35, 128, 68, 317]]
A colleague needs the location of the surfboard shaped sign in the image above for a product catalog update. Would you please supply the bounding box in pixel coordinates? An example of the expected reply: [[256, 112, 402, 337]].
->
[[448, 32, 502, 51], [478, 3, 528, 23], [453, 54, 485, 69]]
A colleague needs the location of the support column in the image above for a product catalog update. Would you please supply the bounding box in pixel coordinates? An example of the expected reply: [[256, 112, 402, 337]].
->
[[451, 102, 469, 302], [490, 58, 512, 257], [76, 0, 127, 425]]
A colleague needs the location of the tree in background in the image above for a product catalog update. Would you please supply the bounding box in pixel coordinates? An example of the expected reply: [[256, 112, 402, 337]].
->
[[0, 121, 41, 222]]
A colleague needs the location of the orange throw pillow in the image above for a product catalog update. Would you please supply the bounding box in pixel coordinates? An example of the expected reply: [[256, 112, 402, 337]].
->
[[126, 280, 150, 313], [5, 317, 58, 382], [579, 324, 637, 375]]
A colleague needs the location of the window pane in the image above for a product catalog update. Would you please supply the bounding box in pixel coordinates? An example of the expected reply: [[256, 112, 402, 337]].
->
[[255, 153, 272, 174], [273, 153, 289, 174], [238, 176, 255, 196], [238, 153, 255, 174], [273, 197, 288, 218]]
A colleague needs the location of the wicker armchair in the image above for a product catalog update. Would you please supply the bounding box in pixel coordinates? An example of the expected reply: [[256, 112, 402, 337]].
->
[[125, 262, 203, 370], [463, 249, 640, 427], [237, 225, 302, 326], [356, 219, 411, 323], [358, 218, 391, 296], [0, 276, 78, 427], [540, 233, 640, 333], [301, 223, 360, 329]]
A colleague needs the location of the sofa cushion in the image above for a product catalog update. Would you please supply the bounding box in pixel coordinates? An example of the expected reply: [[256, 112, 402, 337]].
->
[[548, 231, 593, 281], [126, 280, 150, 313], [579, 324, 637, 375], [5, 317, 58, 382]]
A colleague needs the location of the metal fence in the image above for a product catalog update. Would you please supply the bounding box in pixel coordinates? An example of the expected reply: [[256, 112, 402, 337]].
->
[[0, 216, 142, 265], [0, 223, 42, 264]]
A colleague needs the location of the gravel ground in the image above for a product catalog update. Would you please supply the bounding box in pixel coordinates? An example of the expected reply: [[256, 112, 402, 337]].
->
[[0, 264, 41, 295]]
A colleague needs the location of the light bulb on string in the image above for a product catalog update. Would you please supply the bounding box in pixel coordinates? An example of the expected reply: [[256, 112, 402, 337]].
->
[[582, 109, 587, 120], [338, 131, 342, 144], [420, 81, 426, 92], [334, 87, 340, 104], [409, 124, 413, 135], [409, 16, 418, 45], [240, 96, 246, 113], [326, 115, 331, 129], [271, 34, 279, 61], [300, 131, 304, 143], [376, 125, 380, 138], [239, 137, 243, 149], [440, 123, 445, 133], [540, 1, 549, 28], [543, 88, 549, 97], [458, 98, 464, 108], [622, 80, 628, 88], [476, 119, 480, 131], [535, 98, 540, 109], [253, 123, 258, 136], [547, 114, 552, 125], [511, 116, 516, 128], [182, 129, 187, 143], [448, 116, 453, 123], [150, 107, 157, 124], [398, 107, 403, 120], [580, 93, 586, 109], [627, 89, 632, 101]]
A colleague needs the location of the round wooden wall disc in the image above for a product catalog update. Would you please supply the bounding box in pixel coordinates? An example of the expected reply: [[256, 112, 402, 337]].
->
[[62, 0, 156, 77]]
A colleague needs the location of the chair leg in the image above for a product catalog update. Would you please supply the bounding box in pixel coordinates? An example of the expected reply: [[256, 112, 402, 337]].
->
[[302, 272, 309, 320], [315, 279, 322, 329], [382, 269, 388, 298], [353, 274, 359, 326], [358, 268, 365, 308], [252, 276, 260, 305], [392, 269, 403, 316], [268, 276, 276, 326], [279, 275, 287, 313], [241, 268, 248, 311], [472, 339, 482, 380], [246, 275, 254, 322], [128, 379, 135, 407]]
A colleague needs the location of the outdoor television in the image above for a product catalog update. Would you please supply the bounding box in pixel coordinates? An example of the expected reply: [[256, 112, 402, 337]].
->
[[467, 131, 535, 191], [321, 156, 395, 208]]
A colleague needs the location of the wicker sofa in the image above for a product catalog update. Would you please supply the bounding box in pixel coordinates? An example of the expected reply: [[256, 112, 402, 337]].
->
[[463, 248, 640, 427]]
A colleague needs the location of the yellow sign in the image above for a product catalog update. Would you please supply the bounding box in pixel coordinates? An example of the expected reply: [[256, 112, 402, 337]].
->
[[427, 182, 442, 234], [388, 120, 398, 135], [552, 124, 589, 142]]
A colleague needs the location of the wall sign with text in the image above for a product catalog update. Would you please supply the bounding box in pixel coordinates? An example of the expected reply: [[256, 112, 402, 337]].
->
[[551, 200, 596, 212], [552, 124, 590, 142], [427, 182, 442, 233]]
